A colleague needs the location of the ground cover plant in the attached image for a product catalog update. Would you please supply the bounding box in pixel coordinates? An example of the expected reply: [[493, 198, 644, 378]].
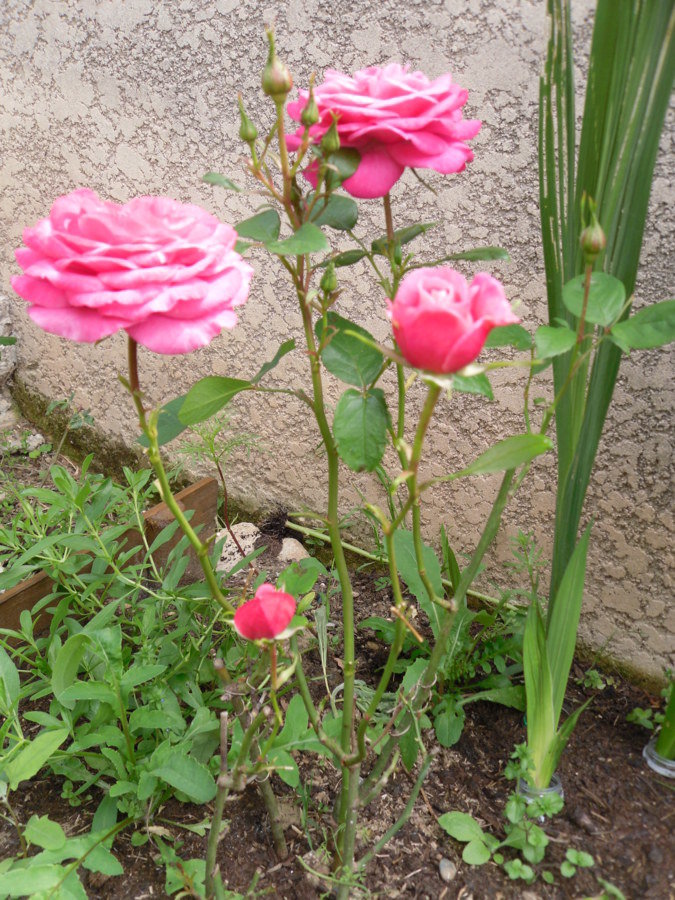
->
[[2, 2, 674, 897]]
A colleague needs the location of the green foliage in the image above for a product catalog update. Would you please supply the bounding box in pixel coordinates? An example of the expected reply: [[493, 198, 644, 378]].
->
[[333, 388, 389, 472], [316, 312, 384, 388]]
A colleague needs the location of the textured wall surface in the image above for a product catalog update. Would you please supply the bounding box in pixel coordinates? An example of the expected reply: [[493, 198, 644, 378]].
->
[[1, 0, 672, 677]]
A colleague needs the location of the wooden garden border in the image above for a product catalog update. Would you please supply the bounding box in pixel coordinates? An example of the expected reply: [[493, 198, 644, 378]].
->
[[0, 477, 219, 633]]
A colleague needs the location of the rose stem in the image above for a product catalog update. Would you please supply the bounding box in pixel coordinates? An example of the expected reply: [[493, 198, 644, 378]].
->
[[126, 337, 234, 615]]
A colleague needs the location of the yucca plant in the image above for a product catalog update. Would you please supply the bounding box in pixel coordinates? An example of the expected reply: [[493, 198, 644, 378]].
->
[[539, 0, 675, 617]]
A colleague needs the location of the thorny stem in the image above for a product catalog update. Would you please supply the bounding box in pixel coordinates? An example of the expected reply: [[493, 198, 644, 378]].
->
[[205, 712, 230, 898], [127, 338, 234, 615]]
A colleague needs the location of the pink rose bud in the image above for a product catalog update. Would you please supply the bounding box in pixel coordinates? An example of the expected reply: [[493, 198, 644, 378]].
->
[[287, 64, 481, 198], [389, 268, 519, 374], [233, 584, 297, 641], [12, 189, 252, 355]]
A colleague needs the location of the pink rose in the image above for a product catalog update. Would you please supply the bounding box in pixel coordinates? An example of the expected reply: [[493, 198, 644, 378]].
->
[[12, 189, 252, 354], [233, 584, 297, 641], [287, 64, 481, 199], [389, 268, 518, 374]]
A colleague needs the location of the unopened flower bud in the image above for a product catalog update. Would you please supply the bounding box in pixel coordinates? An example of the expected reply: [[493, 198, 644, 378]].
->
[[393, 243, 402, 266], [238, 96, 258, 145], [262, 29, 293, 100], [320, 261, 337, 294], [579, 195, 606, 265], [320, 115, 340, 156], [301, 81, 319, 128]]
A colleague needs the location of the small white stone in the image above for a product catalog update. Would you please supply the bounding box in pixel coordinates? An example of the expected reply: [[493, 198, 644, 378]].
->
[[438, 858, 457, 883], [8, 431, 46, 454], [277, 536, 309, 563]]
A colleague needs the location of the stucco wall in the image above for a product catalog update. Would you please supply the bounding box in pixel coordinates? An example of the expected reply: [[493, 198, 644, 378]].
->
[[1, 0, 672, 678]]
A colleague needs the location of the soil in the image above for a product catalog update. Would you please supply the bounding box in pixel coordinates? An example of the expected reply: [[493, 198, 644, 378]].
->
[[2, 547, 673, 900]]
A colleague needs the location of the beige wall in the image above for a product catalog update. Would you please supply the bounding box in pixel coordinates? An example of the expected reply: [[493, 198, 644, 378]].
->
[[1, 0, 672, 678]]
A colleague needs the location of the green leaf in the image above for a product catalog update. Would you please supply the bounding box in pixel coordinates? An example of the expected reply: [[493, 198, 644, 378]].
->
[[460, 434, 553, 476], [567, 848, 594, 868], [84, 844, 124, 877], [523, 602, 556, 789], [547, 524, 591, 724], [58, 681, 118, 709], [534, 325, 577, 359], [179, 376, 251, 426], [0, 646, 20, 715], [323, 148, 361, 188], [202, 171, 240, 191], [434, 703, 465, 747], [267, 223, 329, 256], [309, 193, 358, 230], [393, 528, 444, 638], [333, 388, 389, 472], [316, 312, 383, 387], [325, 248, 368, 268], [252, 338, 295, 383], [0, 865, 65, 895], [0, 335, 17, 346], [139, 395, 188, 448], [25, 815, 67, 850], [151, 753, 216, 804], [52, 633, 90, 703], [440, 246, 510, 263], [5, 728, 69, 790], [372, 222, 436, 256], [562, 272, 626, 327], [462, 839, 491, 865], [484, 325, 532, 351], [560, 860, 576, 878], [452, 372, 493, 400], [235, 209, 280, 243], [610, 299, 675, 352]]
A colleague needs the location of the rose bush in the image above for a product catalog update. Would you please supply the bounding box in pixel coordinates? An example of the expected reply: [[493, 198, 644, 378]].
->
[[233, 584, 297, 641], [287, 63, 481, 198], [389, 267, 518, 374], [12, 188, 252, 354]]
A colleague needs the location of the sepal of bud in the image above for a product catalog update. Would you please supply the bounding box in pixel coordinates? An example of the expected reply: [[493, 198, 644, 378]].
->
[[320, 115, 340, 156], [238, 96, 258, 144], [320, 261, 337, 295], [580, 195, 606, 265], [262, 29, 293, 100]]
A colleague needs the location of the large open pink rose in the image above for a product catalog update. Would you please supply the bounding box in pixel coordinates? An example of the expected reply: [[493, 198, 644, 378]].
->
[[390, 268, 518, 374], [12, 189, 253, 354], [287, 64, 481, 199]]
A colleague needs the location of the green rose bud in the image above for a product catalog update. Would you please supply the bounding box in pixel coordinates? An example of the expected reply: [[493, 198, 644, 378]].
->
[[301, 81, 320, 127], [238, 96, 258, 144], [320, 261, 337, 295], [262, 29, 293, 100], [320, 115, 340, 156], [579, 195, 606, 265]]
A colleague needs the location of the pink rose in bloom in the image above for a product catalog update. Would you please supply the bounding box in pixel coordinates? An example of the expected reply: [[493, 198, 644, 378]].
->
[[389, 268, 518, 374], [287, 64, 481, 199], [233, 584, 297, 641], [12, 189, 252, 354]]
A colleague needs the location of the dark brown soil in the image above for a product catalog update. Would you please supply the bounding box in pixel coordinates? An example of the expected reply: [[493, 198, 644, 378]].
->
[[2, 554, 673, 898]]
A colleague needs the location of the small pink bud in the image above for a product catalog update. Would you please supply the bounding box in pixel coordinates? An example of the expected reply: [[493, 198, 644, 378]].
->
[[233, 584, 296, 641]]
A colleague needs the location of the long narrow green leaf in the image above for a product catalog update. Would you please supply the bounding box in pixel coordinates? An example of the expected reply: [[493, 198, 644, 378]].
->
[[546, 524, 592, 724], [523, 603, 556, 788]]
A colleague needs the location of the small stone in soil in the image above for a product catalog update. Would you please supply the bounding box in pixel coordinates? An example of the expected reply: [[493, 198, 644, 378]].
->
[[438, 858, 457, 883], [278, 536, 309, 562], [568, 806, 597, 834]]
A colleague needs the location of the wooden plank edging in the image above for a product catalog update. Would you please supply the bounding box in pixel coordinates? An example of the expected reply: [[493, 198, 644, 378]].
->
[[0, 477, 219, 633]]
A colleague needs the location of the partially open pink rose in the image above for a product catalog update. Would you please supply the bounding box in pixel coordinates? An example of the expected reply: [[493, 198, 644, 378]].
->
[[233, 584, 297, 641], [12, 189, 252, 354], [389, 268, 518, 374], [287, 64, 481, 199]]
